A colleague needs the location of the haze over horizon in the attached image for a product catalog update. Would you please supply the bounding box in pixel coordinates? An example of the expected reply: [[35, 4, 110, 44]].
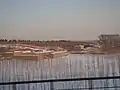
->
[[0, 0, 120, 40]]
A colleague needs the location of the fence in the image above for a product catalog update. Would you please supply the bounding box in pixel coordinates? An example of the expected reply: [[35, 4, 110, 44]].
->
[[0, 76, 120, 90]]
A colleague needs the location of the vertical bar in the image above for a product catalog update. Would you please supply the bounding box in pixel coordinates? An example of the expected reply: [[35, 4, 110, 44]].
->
[[12, 84, 16, 90], [88, 80, 93, 90], [105, 78, 109, 89], [113, 79, 117, 90], [50, 82, 54, 90]]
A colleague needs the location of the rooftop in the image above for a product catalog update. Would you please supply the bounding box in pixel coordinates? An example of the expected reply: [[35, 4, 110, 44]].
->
[[100, 34, 119, 37]]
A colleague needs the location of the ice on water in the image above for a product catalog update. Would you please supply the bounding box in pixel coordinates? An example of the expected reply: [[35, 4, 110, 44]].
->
[[0, 54, 120, 90]]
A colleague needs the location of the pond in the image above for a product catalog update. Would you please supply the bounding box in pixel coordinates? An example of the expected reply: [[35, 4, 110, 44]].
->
[[0, 54, 120, 90]]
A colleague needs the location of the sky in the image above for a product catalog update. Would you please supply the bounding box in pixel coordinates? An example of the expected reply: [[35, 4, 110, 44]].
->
[[0, 0, 120, 40]]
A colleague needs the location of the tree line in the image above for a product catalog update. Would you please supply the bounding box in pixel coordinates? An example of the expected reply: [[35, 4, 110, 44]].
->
[[0, 39, 71, 46]]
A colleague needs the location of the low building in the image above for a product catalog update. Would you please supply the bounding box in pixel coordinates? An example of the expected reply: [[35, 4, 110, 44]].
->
[[110, 37, 120, 48], [98, 34, 120, 50]]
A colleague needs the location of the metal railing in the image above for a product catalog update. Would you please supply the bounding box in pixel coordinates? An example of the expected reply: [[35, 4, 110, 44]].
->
[[0, 76, 120, 90]]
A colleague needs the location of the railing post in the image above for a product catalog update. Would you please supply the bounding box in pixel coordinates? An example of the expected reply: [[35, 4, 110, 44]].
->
[[50, 82, 54, 90], [88, 80, 93, 90], [12, 84, 16, 90]]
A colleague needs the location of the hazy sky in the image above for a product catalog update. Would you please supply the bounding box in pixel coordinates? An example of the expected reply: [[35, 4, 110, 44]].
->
[[0, 0, 120, 40]]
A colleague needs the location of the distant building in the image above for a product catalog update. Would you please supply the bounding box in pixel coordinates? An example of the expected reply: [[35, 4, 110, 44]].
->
[[98, 34, 119, 40], [98, 34, 120, 50]]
